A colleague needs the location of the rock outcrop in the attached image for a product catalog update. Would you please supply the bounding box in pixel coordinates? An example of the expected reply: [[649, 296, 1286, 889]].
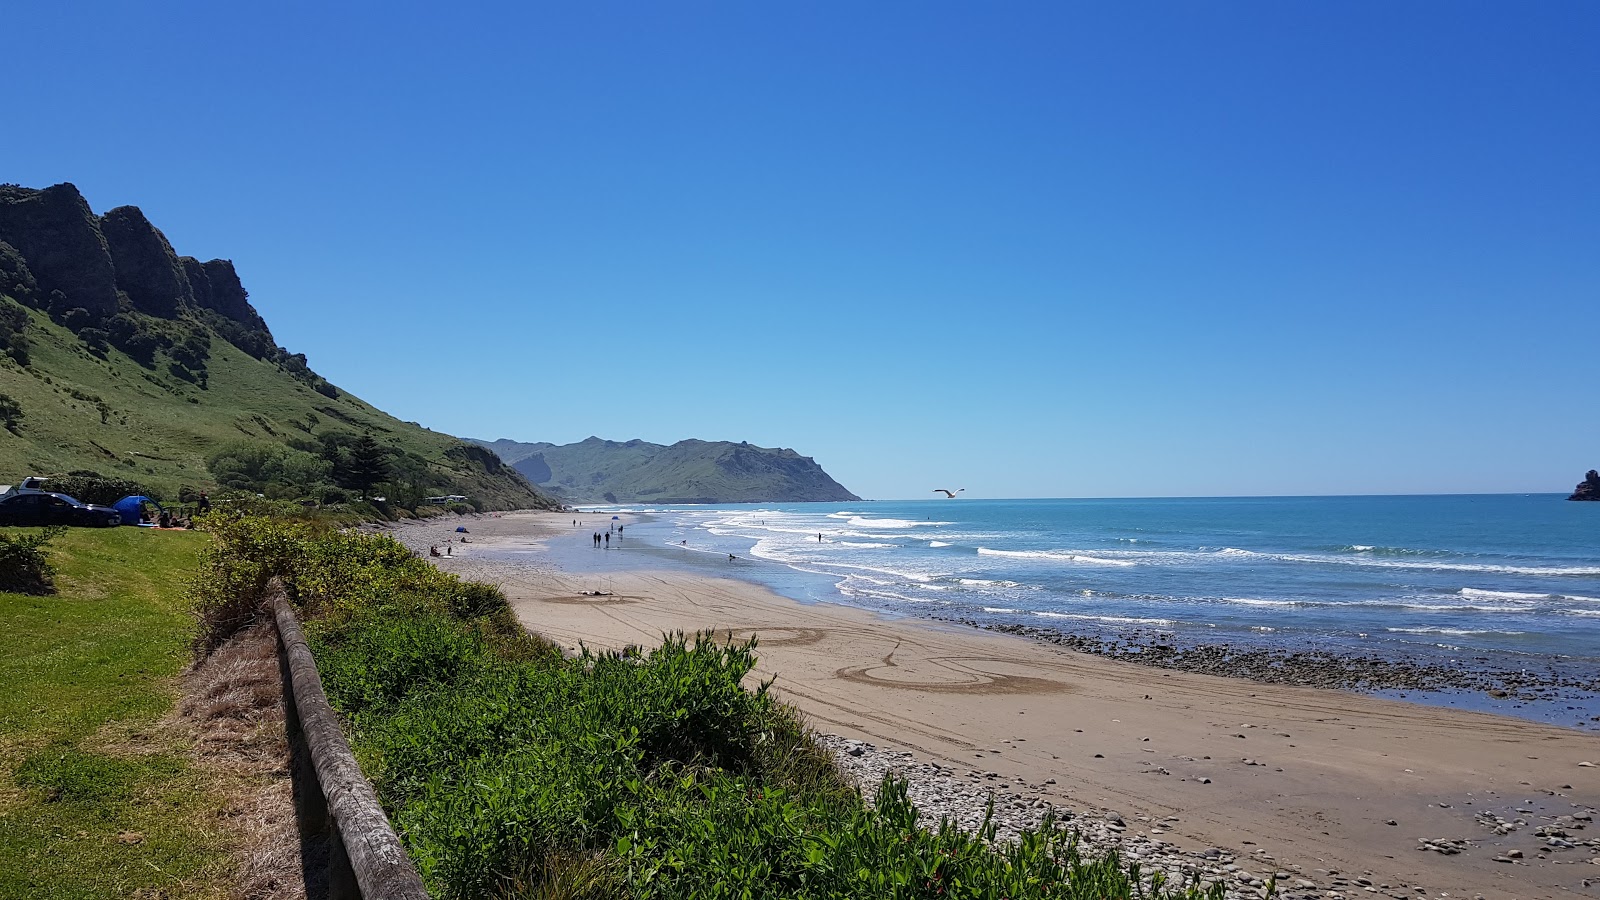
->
[[1570, 470, 1600, 501], [0, 183, 119, 317], [100, 205, 192, 317]]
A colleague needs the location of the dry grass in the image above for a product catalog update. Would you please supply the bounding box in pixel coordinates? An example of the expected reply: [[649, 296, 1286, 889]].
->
[[179, 621, 323, 900]]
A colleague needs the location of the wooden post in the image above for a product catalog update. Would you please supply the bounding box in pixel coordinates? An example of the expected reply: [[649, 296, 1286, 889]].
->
[[273, 590, 428, 900]]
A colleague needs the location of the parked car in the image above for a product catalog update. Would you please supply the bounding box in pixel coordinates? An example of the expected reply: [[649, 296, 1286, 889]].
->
[[0, 491, 122, 527]]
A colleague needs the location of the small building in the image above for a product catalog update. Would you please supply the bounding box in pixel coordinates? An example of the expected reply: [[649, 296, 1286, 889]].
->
[[423, 495, 470, 505]]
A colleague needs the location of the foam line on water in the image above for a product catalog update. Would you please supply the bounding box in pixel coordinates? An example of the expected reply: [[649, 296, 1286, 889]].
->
[[977, 547, 1137, 566], [1033, 611, 1176, 626]]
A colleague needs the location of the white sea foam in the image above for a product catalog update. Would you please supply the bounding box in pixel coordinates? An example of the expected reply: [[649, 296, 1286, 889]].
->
[[837, 541, 897, 549], [1562, 594, 1600, 603], [929, 540, 953, 548], [848, 516, 952, 529], [1400, 603, 1526, 612], [1459, 588, 1548, 601], [1386, 627, 1524, 636], [959, 578, 1023, 587], [1217, 548, 1257, 557], [983, 607, 1022, 614], [976, 547, 1137, 566], [1278, 555, 1600, 577], [1033, 611, 1175, 626], [1563, 608, 1600, 618], [1221, 597, 1300, 607]]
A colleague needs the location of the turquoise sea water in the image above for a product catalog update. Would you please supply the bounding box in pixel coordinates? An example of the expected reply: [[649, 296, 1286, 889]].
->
[[550, 495, 1600, 724]]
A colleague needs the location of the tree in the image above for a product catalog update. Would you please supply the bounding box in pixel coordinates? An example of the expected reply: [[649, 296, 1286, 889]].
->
[[344, 434, 391, 498], [0, 393, 21, 432]]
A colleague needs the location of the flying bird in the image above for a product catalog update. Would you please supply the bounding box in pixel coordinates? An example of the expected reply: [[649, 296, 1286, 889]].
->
[[933, 488, 965, 498]]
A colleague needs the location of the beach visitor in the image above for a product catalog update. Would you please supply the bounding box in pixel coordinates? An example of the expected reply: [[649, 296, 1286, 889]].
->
[[605, 533, 610, 547]]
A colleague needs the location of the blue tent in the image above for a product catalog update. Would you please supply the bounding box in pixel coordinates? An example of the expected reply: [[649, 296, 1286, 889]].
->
[[113, 495, 162, 525], [455, 526, 469, 533]]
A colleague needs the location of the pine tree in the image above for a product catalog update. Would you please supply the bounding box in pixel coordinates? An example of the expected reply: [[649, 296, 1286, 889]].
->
[[345, 434, 391, 498]]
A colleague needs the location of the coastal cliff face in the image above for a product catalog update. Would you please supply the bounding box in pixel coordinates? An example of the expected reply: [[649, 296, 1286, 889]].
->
[[475, 436, 861, 504], [1571, 470, 1600, 501], [100, 205, 192, 317], [0, 183, 120, 317]]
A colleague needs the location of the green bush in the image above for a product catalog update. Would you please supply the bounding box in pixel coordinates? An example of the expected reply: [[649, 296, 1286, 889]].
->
[[0, 526, 64, 594], [45, 471, 151, 506], [0, 392, 21, 431]]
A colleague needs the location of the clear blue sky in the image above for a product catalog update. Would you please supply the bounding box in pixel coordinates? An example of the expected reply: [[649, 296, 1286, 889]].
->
[[8, 2, 1597, 499]]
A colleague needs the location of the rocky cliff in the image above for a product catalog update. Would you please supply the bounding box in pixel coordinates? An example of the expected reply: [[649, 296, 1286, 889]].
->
[[0, 183, 120, 317], [100, 205, 192, 317], [473, 436, 860, 504], [1570, 470, 1600, 501]]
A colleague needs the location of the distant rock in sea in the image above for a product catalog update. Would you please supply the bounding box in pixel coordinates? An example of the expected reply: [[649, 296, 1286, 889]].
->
[[1570, 469, 1600, 501]]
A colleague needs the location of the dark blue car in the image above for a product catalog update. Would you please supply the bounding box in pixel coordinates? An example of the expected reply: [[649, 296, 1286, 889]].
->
[[0, 491, 122, 527]]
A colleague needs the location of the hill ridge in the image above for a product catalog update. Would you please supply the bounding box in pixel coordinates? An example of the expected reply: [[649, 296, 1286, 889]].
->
[[472, 436, 860, 504]]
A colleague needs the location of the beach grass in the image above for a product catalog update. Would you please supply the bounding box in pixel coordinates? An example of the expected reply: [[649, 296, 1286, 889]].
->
[[0, 526, 232, 899]]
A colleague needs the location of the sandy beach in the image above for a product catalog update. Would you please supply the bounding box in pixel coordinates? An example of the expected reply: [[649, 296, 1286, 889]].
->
[[391, 511, 1600, 900]]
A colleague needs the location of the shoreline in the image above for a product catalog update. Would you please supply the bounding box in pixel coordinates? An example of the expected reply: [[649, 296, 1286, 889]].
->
[[384, 511, 1600, 900]]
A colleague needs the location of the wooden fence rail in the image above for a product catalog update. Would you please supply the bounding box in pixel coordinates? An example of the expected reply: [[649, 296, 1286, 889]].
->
[[272, 589, 429, 900]]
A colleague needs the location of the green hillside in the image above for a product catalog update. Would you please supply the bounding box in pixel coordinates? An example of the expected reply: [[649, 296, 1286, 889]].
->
[[0, 183, 551, 512], [474, 436, 860, 504]]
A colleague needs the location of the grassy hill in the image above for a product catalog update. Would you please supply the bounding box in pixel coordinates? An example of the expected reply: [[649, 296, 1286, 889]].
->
[[474, 436, 860, 504], [0, 300, 548, 510]]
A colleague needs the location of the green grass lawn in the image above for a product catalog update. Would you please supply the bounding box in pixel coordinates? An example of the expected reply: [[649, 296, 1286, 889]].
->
[[0, 526, 230, 900]]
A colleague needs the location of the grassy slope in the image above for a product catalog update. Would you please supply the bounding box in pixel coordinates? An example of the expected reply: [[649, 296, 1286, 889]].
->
[[0, 300, 546, 508], [0, 527, 230, 899]]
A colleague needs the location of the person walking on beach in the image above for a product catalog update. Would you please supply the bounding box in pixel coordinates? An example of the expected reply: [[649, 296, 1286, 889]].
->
[[604, 533, 610, 547]]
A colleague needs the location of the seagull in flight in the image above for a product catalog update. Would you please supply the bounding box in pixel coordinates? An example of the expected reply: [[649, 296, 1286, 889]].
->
[[932, 488, 965, 498]]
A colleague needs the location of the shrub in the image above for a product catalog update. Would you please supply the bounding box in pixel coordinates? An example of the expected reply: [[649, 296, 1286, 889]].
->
[[0, 393, 21, 431], [0, 297, 31, 365], [46, 471, 150, 506], [187, 513, 312, 652], [0, 526, 65, 595]]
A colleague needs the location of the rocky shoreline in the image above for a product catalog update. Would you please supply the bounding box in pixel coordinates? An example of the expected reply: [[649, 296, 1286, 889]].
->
[[811, 734, 1600, 900], [941, 617, 1600, 713]]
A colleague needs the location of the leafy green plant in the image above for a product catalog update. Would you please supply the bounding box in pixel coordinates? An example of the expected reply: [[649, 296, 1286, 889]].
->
[[0, 526, 64, 594], [0, 392, 21, 431]]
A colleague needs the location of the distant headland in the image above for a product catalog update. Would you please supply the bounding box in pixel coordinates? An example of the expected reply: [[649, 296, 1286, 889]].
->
[[472, 436, 860, 504]]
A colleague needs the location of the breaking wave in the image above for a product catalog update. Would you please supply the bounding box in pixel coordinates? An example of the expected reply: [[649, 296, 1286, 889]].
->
[[977, 547, 1137, 566]]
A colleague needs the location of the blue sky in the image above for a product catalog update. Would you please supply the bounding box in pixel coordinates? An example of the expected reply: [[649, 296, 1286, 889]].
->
[[8, 2, 1597, 499]]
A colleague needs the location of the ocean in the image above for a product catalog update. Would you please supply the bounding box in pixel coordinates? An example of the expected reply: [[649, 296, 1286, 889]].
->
[[562, 495, 1600, 725]]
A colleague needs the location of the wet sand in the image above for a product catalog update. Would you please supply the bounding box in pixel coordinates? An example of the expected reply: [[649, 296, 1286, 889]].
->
[[389, 511, 1600, 900]]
